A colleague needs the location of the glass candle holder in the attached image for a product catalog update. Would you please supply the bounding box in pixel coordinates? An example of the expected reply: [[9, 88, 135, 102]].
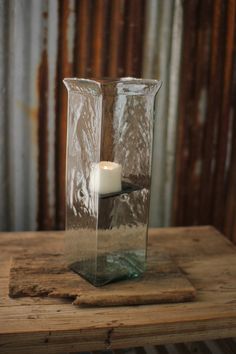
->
[[63, 78, 161, 286]]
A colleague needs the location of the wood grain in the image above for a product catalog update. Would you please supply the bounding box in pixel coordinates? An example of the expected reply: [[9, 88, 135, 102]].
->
[[1, 227, 236, 354], [9, 253, 196, 307]]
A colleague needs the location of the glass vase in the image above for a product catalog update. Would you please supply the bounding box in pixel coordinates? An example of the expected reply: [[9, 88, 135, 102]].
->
[[63, 78, 161, 286]]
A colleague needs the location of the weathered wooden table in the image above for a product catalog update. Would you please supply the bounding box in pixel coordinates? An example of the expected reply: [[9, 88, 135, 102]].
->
[[1, 226, 236, 354]]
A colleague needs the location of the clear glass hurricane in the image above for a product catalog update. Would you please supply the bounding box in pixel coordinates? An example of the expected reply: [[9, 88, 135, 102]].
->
[[64, 78, 161, 286]]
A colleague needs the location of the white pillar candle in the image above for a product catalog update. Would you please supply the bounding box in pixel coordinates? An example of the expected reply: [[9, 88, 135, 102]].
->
[[89, 161, 122, 194]]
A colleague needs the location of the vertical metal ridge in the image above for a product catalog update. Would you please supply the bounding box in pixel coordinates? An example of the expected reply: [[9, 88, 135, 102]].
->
[[142, 0, 159, 79], [74, 0, 92, 77], [46, 0, 59, 230], [224, 16, 236, 242], [55, 0, 75, 230], [212, 0, 236, 229], [173, 0, 202, 226], [37, 0, 58, 231], [25, 0, 41, 231], [174, 0, 213, 226], [37, 48, 50, 230], [186, 0, 213, 226], [199, 0, 227, 225], [0, 0, 10, 230], [147, 0, 175, 227], [91, 0, 109, 77], [124, 0, 145, 77], [115, 0, 126, 77], [107, 0, 125, 77], [36, 0, 51, 230], [7, 0, 38, 231], [164, 0, 183, 226]]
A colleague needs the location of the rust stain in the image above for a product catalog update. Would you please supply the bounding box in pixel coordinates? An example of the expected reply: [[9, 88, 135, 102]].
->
[[173, 0, 201, 226], [199, 0, 227, 225], [16, 101, 38, 147], [74, 0, 92, 77], [37, 49, 53, 230], [124, 0, 145, 77], [108, 0, 125, 77], [16, 101, 38, 121], [212, 0, 236, 230], [91, 0, 110, 77], [173, 0, 236, 243], [55, 0, 74, 230], [43, 10, 48, 19]]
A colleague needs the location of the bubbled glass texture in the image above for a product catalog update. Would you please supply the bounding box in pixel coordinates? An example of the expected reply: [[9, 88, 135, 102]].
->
[[64, 78, 161, 286]]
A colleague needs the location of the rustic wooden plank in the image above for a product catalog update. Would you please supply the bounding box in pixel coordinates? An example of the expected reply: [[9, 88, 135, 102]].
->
[[0, 278, 63, 307], [0, 317, 236, 354], [8, 252, 196, 306], [0, 231, 64, 260], [1, 227, 236, 354], [1, 226, 235, 260], [1, 299, 236, 333]]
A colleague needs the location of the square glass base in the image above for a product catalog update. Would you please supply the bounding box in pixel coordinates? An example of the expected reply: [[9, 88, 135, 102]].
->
[[69, 251, 145, 287]]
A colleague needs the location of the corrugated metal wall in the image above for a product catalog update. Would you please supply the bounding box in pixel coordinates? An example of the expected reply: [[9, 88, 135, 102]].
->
[[173, 0, 236, 244], [0, 0, 235, 243]]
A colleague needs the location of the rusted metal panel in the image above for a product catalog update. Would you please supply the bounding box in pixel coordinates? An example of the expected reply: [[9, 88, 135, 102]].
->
[[26, 0, 44, 231], [35, 0, 58, 231], [0, 0, 58, 231], [1, 0, 235, 243], [91, 0, 110, 77], [199, 0, 228, 227], [150, 0, 175, 227], [173, 0, 236, 242], [142, 0, 159, 79], [55, 0, 75, 230], [164, 0, 183, 226], [212, 0, 236, 230], [174, 0, 213, 226], [123, 0, 145, 77], [47, 0, 58, 230], [74, 0, 92, 77], [224, 108, 236, 243], [143, 0, 183, 227], [7, 0, 42, 231], [108, 0, 125, 77], [224, 1, 236, 243]]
